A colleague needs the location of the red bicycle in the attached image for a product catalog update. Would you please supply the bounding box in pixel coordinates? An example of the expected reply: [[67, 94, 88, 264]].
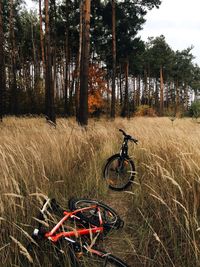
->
[[21, 198, 129, 267]]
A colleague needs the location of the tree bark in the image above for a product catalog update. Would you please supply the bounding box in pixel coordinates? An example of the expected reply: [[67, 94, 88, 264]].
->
[[64, 0, 69, 116], [121, 60, 129, 117], [78, 0, 91, 126], [0, 0, 5, 121], [132, 77, 136, 112], [160, 66, 164, 116], [119, 64, 123, 107], [155, 78, 159, 112], [110, 0, 116, 118], [184, 83, 189, 111], [75, 0, 83, 120], [39, 0, 45, 72], [136, 76, 141, 107], [9, 0, 18, 114], [175, 80, 179, 115], [45, 0, 56, 123], [142, 68, 148, 105]]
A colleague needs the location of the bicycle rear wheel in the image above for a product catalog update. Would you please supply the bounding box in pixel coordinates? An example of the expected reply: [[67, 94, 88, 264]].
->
[[103, 154, 135, 191], [68, 198, 123, 230]]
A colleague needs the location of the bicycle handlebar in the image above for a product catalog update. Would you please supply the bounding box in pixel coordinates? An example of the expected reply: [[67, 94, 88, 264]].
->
[[119, 129, 126, 136], [119, 129, 138, 144]]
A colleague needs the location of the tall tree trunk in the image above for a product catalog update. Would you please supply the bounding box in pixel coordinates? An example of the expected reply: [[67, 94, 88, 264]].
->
[[64, 0, 69, 116], [165, 81, 169, 110], [132, 77, 136, 112], [184, 83, 189, 111], [155, 78, 159, 112], [68, 59, 75, 115], [78, 0, 91, 126], [45, 0, 56, 123], [136, 76, 141, 107], [170, 81, 174, 109], [9, 0, 18, 114], [31, 18, 38, 113], [160, 66, 164, 116], [110, 0, 116, 118], [147, 66, 151, 106], [51, 0, 57, 111], [0, 0, 5, 121], [75, 0, 83, 119], [119, 64, 123, 107], [142, 68, 148, 105], [121, 60, 129, 117], [175, 80, 179, 115], [39, 0, 45, 73]]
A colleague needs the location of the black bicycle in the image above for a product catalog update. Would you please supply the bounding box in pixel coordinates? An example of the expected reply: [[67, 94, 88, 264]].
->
[[103, 129, 138, 190]]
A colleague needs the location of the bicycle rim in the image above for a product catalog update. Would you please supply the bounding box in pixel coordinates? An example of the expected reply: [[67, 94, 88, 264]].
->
[[68, 199, 120, 229], [77, 249, 129, 267], [104, 156, 135, 190]]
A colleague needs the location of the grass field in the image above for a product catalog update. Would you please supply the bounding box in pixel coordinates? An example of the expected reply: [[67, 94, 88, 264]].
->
[[0, 116, 200, 266]]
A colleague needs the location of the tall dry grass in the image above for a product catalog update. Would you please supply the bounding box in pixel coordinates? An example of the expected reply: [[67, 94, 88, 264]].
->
[[0, 116, 200, 266]]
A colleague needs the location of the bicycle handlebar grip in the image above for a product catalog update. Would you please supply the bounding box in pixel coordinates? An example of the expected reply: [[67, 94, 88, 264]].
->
[[32, 227, 47, 238], [119, 129, 126, 136]]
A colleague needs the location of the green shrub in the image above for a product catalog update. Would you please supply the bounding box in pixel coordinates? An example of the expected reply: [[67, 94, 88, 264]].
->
[[190, 100, 200, 119]]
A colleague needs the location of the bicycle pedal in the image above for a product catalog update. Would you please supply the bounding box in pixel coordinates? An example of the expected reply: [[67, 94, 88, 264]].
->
[[72, 243, 82, 253]]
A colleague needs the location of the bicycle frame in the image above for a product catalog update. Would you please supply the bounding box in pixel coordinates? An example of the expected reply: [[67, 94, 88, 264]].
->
[[43, 205, 104, 243], [29, 200, 129, 267], [119, 137, 129, 158]]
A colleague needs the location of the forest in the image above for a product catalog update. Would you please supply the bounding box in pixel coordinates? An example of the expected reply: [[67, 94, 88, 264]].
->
[[1, 1, 200, 266], [0, 0, 200, 125]]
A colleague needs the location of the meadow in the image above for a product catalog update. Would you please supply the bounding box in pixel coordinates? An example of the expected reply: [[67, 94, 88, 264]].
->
[[0, 116, 200, 267]]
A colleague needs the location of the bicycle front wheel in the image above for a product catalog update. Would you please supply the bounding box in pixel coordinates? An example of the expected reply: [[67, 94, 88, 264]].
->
[[68, 198, 122, 230], [103, 154, 135, 191]]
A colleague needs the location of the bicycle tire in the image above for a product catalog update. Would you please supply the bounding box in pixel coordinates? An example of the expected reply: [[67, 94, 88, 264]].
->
[[103, 154, 135, 191], [77, 248, 130, 267], [68, 198, 123, 230]]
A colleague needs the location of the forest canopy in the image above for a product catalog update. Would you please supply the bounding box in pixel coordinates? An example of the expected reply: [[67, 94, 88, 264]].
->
[[0, 0, 199, 123]]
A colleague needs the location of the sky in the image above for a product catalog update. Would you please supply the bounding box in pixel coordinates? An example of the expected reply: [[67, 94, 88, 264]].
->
[[25, 0, 200, 66], [139, 0, 200, 65]]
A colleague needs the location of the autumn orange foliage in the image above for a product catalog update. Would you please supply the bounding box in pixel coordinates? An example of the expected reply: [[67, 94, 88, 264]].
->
[[88, 64, 109, 114]]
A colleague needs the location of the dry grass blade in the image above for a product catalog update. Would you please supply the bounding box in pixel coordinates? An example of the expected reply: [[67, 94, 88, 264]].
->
[[32, 217, 49, 228], [0, 117, 199, 267], [10, 236, 33, 263], [0, 243, 10, 252], [12, 222, 39, 247]]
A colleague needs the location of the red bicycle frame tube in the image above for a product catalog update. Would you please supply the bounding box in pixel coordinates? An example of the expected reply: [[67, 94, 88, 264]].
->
[[45, 205, 104, 242]]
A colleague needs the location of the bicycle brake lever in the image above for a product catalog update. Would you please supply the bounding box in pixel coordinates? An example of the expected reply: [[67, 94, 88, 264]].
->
[[131, 138, 138, 144]]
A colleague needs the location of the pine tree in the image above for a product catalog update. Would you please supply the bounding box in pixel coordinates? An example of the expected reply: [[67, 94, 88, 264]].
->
[[45, 0, 56, 123], [0, 0, 5, 121], [78, 0, 91, 126]]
